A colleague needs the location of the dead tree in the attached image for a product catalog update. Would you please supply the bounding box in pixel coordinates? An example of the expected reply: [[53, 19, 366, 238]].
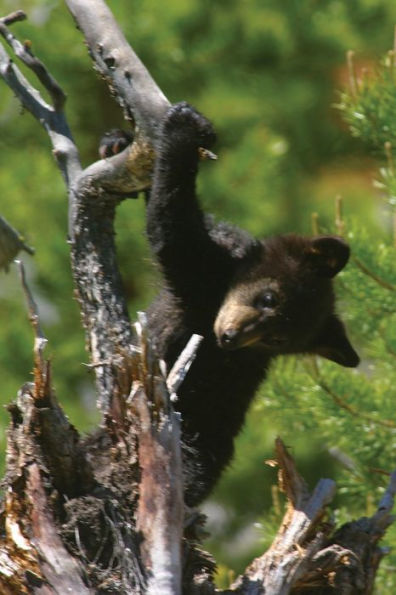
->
[[0, 3, 395, 593]]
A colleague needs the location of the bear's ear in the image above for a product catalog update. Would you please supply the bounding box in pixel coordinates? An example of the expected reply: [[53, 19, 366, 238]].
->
[[306, 236, 350, 278], [312, 315, 359, 367]]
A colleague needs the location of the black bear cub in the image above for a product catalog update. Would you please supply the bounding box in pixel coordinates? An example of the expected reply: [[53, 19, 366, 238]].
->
[[119, 103, 359, 506]]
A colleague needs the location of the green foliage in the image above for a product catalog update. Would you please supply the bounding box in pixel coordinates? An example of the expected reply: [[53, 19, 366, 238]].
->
[[338, 50, 396, 207], [3, 0, 396, 591]]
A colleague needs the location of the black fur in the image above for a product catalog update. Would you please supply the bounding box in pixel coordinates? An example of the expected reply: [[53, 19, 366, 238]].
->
[[98, 129, 150, 201], [140, 102, 359, 506], [99, 129, 134, 159]]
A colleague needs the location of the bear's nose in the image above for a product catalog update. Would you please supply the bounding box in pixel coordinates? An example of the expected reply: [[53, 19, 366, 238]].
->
[[220, 328, 238, 348]]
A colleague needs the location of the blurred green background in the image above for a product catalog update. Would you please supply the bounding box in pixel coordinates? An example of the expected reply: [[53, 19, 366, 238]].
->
[[2, 0, 396, 590]]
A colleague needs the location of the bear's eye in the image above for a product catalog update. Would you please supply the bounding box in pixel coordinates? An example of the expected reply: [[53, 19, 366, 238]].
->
[[255, 291, 278, 310]]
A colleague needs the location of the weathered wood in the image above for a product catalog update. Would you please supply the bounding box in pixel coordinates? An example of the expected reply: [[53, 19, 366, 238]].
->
[[66, 0, 169, 136], [133, 315, 184, 595], [0, 339, 94, 592], [232, 439, 396, 594], [167, 334, 204, 400], [65, 0, 169, 195], [0, 293, 188, 593]]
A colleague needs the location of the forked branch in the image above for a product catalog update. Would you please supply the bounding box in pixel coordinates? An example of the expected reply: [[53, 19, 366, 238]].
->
[[0, 4, 165, 410]]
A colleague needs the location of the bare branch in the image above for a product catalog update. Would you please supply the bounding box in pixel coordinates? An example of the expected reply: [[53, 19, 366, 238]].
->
[[0, 3, 171, 413], [65, 0, 170, 138], [167, 334, 204, 400], [0, 216, 33, 271], [57, 1, 173, 408], [0, 9, 137, 408], [0, 16, 81, 189], [0, 11, 66, 110], [1, 10, 26, 27], [16, 260, 47, 380], [62, 0, 170, 194]]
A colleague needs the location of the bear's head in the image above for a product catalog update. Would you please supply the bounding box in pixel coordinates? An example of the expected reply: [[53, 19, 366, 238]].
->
[[214, 235, 359, 367]]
